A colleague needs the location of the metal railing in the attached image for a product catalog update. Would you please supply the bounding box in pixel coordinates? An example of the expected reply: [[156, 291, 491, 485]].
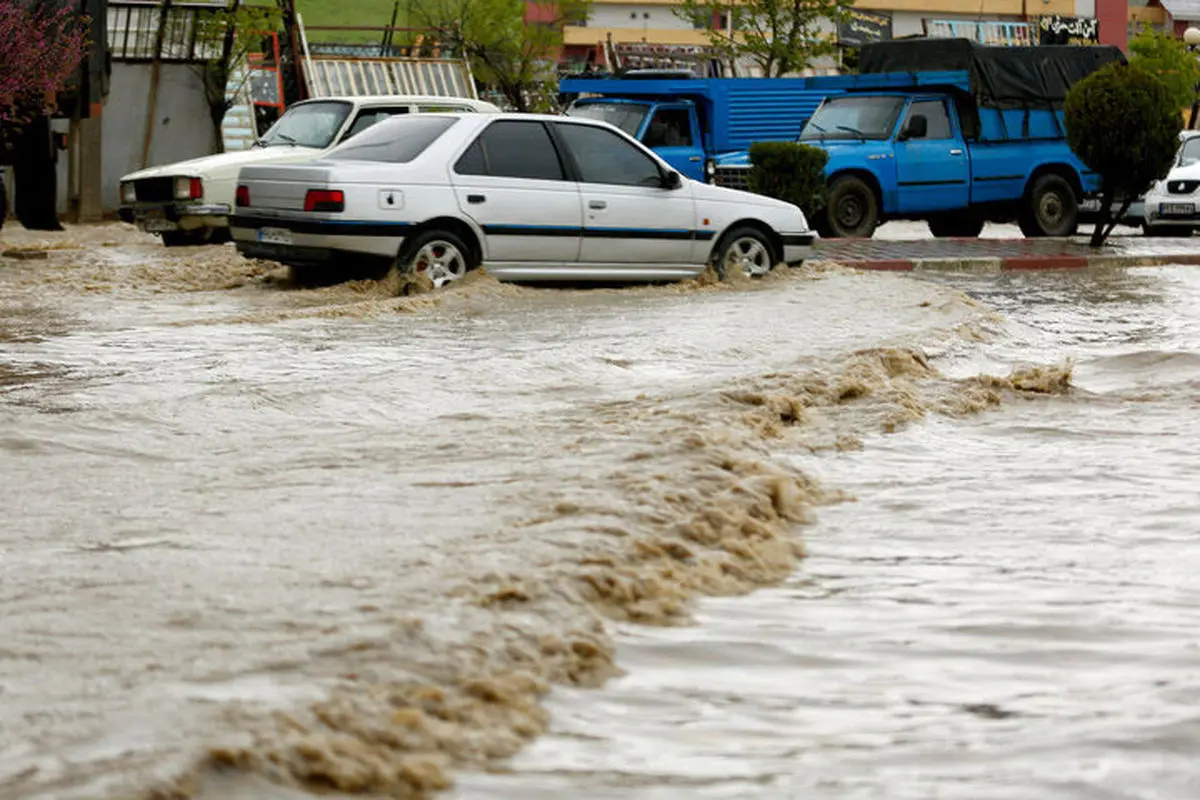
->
[[301, 57, 477, 99]]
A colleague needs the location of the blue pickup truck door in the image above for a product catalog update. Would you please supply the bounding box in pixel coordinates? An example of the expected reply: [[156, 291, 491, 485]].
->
[[639, 104, 706, 182], [894, 99, 970, 213]]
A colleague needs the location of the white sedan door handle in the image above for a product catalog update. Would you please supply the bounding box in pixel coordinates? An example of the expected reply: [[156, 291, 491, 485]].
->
[[588, 200, 607, 210]]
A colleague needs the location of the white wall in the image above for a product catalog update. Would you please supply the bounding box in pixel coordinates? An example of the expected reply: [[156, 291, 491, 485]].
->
[[588, 3, 695, 30], [51, 62, 216, 214]]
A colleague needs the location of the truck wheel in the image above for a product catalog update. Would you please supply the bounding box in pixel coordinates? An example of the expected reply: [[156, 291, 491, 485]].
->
[[928, 215, 985, 238], [821, 175, 879, 238], [1019, 174, 1078, 238]]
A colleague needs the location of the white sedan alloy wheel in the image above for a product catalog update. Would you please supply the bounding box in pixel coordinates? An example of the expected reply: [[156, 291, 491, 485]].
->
[[721, 232, 774, 278], [411, 238, 469, 288]]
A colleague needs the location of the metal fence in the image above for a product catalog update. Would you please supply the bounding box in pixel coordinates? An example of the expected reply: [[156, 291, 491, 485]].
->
[[301, 57, 477, 99]]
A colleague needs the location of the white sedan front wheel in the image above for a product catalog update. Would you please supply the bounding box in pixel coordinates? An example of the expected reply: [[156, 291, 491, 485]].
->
[[400, 230, 474, 288], [716, 227, 777, 279]]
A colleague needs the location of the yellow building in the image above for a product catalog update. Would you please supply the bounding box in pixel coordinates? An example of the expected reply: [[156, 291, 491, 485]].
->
[[562, 0, 1090, 71]]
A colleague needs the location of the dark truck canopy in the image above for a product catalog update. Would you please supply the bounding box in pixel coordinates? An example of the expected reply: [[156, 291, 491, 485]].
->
[[858, 38, 1126, 109]]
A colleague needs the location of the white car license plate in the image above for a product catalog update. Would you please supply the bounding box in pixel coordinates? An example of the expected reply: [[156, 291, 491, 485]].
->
[[1080, 198, 1100, 212], [143, 218, 178, 233], [258, 227, 293, 245], [1162, 202, 1195, 215]]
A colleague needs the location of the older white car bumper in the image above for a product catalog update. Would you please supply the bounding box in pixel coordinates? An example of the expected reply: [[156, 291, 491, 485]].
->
[[118, 202, 231, 233], [230, 212, 406, 268]]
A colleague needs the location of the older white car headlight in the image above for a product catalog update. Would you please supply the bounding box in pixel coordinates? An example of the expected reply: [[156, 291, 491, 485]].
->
[[173, 176, 201, 200], [120, 181, 136, 204]]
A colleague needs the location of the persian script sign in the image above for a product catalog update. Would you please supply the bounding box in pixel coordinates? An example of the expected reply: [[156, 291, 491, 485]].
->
[[838, 9, 893, 46], [1038, 15, 1100, 45]]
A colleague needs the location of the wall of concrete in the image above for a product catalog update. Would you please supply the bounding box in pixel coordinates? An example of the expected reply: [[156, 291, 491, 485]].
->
[[54, 62, 217, 214]]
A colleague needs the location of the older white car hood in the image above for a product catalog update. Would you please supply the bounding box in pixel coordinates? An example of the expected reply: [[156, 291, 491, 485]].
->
[[121, 145, 324, 182]]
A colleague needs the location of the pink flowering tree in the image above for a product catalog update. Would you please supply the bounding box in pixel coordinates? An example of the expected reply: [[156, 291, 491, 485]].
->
[[0, 3, 90, 126]]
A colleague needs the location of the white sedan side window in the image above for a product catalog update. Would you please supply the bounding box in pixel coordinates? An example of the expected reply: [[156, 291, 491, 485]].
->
[[555, 123, 663, 188], [454, 121, 565, 181]]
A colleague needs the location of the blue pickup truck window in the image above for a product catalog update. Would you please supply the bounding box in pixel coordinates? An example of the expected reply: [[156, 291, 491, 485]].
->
[[643, 109, 693, 148], [800, 96, 905, 142], [905, 100, 953, 140], [565, 102, 649, 138]]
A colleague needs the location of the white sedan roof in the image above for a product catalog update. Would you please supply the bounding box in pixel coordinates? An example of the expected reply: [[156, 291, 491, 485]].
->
[[293, 95, 501, 112]]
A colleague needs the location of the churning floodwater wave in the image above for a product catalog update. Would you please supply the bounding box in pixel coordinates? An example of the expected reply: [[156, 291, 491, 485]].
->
[[451, 266, 1200, 800], [3, 223, 1197, 800]]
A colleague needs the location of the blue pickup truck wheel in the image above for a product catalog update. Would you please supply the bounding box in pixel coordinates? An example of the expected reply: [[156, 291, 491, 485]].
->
[[820, 175, 879, 238], [1018, 174, 1079, 238]]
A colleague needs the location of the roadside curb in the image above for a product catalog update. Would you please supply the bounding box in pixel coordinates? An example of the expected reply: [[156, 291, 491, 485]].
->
[[831, 252, 1200, 273]]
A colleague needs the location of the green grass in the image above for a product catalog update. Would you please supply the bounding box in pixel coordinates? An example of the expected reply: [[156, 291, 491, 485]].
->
[[294, 0, 411, 44]]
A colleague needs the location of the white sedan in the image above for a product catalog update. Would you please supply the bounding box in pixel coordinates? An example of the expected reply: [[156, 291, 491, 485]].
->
[[230, 113, 815, 285], [1142, 131, 1200, 236], [118, 95, 499, 246]]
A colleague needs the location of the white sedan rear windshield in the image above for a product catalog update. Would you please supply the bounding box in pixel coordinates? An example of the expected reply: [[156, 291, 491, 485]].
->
[[326, 116, 459, 163]]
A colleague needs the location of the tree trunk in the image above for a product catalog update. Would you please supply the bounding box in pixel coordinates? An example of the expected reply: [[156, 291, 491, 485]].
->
[[1088, 186, 1116, 248]]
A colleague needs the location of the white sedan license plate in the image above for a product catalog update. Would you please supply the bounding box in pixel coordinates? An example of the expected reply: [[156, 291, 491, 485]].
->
[[143, 218, 178, 233], [258, 227, 293, 245], [1162, 202, 1195, 216]]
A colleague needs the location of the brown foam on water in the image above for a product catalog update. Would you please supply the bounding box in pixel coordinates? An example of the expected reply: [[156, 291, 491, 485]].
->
[[142, 345, 1075, 800]]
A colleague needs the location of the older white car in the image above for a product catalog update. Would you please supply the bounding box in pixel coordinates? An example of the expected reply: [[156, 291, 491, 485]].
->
[[230, 113, 815, 285], [118, 95, 500, 246], [1142, 131, 1200, 236]]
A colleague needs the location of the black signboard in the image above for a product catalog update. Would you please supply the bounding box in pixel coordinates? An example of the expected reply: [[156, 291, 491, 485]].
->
[[1038, 15, 1100, 45], [839, 9, 893, 46]]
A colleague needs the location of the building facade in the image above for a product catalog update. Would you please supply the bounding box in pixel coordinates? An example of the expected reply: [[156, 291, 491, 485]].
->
[[556, 0, 1129, 73]]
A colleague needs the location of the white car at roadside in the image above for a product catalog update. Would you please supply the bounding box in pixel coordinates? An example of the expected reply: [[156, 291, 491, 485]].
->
[[230, 113, 816, 285], [1141, 130, 1200, 236], [117, 95, 500, 246]]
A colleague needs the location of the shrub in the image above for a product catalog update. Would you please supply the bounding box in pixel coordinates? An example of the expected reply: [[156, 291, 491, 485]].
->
[[746, 141, 828, 219], [1065, 61, 1183, 246], [0, 4, 90, 125]]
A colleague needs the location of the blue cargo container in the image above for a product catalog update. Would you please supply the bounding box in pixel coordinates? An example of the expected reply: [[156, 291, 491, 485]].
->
[[558, 73, 840, 181]]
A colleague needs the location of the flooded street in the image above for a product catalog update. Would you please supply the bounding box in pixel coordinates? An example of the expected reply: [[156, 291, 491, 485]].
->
[[2, 223, 1197, 799]]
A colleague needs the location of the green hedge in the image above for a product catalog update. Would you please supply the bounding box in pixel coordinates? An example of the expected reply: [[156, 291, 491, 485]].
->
[[746, 142, 829, 218]]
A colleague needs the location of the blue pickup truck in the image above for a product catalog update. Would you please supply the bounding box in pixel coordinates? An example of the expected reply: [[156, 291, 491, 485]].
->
[[558, 71, 837, 182], [711, 39, 1126, 238]]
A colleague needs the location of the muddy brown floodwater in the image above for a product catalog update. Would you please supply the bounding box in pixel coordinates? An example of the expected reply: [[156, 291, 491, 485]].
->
[[1, 223, 1196, 800]]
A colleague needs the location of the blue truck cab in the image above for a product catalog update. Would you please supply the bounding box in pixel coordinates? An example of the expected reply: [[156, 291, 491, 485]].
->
[[711, 39, 1126, 238], [558, 71, 837, 182]]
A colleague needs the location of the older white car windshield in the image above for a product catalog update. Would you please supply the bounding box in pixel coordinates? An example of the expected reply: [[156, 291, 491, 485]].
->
[[565, 102, 649, 138], [258, 101, 352, 148], [800, 96, 905, 141], [325, 116, 460, 162]]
